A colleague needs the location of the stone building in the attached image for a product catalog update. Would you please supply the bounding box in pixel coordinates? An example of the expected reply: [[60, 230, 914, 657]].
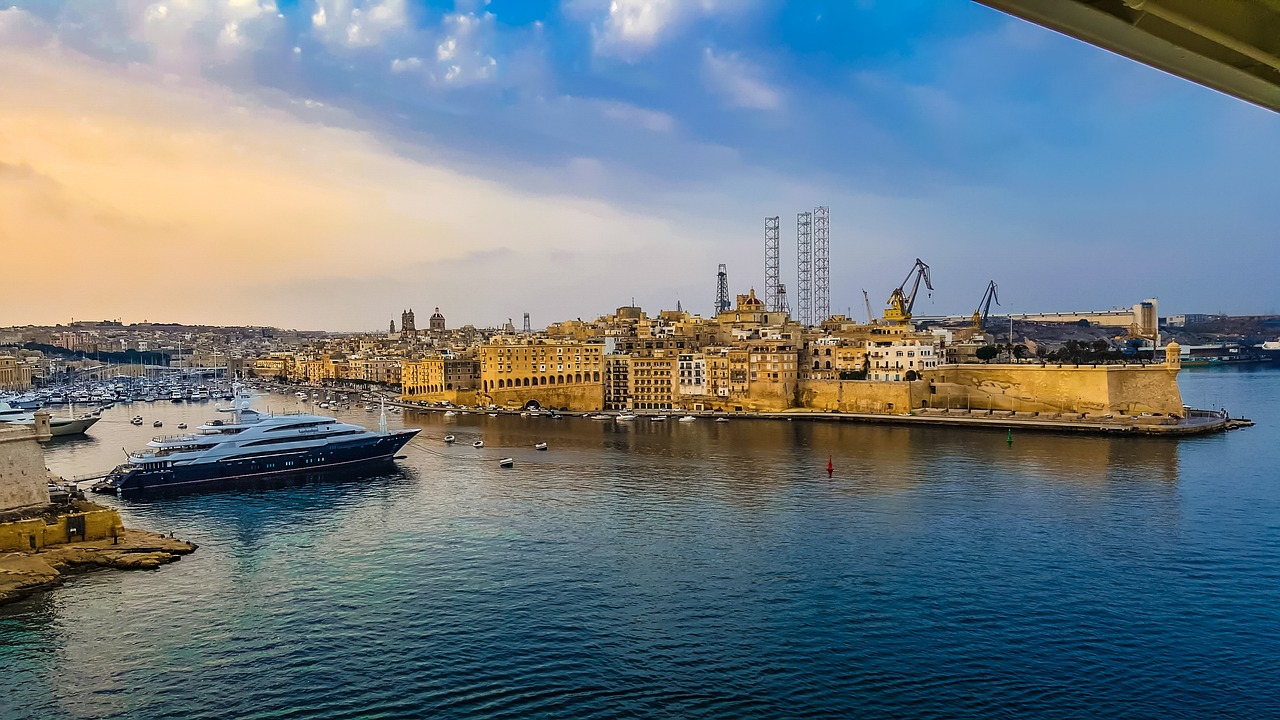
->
[[0, 356, 32, 391], [631, 354, 677, 410], [604, 355, 632, 410]]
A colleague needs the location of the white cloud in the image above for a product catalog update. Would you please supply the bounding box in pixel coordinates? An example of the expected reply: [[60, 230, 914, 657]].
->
[[567, 0, 739, 59], [0, 6, 50, 44], [311, 0, 407, 48], [701, 47, 780, 110], [128, 0, 282, 71], [600, 101, 675, 133], [431, 8, 498, 86], [390, 56, 422, 73]]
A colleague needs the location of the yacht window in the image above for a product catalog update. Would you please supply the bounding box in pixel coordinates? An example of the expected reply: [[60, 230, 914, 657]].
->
[[241, 430, 365, 447]]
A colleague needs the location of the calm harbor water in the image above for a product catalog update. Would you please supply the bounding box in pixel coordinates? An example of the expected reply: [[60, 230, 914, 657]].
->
[[3, 366, 1278, 719]]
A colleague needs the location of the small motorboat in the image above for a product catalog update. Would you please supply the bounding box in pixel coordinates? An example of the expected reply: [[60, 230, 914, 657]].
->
[[590, 414, 611, 420], [650, 415, 666, 422], [153, 420, 163, 427], [617, 413, 637, 421], [715, 417, 730, 423], [131, 416, 143, 425], [488, 412, 499, 417], [520, 411, 530, 417], [444, 434, 456, 443], [534, 442, 548, 451], [678, 415, 696, 423], [499, 458, 514, 468], [444, 410, 457, 417], [177, 422, 188, 429], [473, 440, 484, 448]]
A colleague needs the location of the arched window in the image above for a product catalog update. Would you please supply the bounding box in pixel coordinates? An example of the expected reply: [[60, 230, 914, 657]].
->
[[575, 373, 582, 383]]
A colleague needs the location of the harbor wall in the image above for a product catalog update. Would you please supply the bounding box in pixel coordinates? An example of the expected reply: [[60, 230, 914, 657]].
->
[[483, 383, 604, 412], [798, 380, 929, 414], [0, 509, 124, 552], [0, 425, 51, 512], [923, 364, 1182, 416], [400, 390, 480, 407]]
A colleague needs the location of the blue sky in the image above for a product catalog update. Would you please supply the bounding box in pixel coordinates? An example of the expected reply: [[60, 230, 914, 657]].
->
[[3, 0, 1278, 329]]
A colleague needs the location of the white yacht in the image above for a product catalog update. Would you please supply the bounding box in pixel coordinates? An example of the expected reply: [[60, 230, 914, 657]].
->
[[0, 401, 101, 437]]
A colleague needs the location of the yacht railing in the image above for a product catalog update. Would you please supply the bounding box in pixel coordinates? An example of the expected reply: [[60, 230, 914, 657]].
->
[[151, 433, 206, 444]]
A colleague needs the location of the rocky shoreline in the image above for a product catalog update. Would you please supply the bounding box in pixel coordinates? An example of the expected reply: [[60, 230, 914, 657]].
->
[[0, 528, 196, 606]]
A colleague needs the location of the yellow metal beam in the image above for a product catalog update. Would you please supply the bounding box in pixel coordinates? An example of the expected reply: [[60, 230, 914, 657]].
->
[[974, 0, 1280, 113]]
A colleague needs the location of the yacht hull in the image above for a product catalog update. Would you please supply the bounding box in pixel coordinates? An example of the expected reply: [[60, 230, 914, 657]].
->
[[50, 416, 101, 437], [93, 430, 418, 496]]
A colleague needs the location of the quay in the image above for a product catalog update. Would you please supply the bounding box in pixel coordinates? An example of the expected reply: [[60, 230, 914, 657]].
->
[[363, 395, 1247, 437]]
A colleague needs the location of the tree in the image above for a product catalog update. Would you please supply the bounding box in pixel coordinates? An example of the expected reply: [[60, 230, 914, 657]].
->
[[975, 345, 999, 363], [1013, 344, 1029, 361]]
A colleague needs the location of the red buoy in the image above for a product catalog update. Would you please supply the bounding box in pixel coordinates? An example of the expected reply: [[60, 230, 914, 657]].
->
[[826, 455, 834, 478]]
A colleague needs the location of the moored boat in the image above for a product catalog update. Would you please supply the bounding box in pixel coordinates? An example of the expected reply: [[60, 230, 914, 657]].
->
[[92, 384, 419, 496]]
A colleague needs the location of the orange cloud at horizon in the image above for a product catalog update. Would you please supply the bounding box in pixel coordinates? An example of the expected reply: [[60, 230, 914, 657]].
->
[[1, 48, 697, 329]]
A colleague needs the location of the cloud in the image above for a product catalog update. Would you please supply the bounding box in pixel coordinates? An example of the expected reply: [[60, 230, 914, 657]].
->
[[390, 56, 422, 73], [0, 47, 712, 329], [434, 8, 499, 85], [311, 0, 408, 49], [0, 5, 49, 43], [701, 47, 780, 110], [133, 0, 283, 70], [567, 0, 740, 60], [599, 101, 675, 132]]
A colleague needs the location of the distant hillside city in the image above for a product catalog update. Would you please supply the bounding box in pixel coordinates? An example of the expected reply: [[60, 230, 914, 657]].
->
[[2, 300, 1276, 418]]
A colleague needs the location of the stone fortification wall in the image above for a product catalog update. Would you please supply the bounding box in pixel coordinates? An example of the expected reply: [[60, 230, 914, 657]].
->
[[401, 390, 480, 407], [0, 426, 51, 512], [923, 364, 1182, 416], [0, 509, 124, 552], [484, 384, 604, 412], [798, 380, 929, 415]]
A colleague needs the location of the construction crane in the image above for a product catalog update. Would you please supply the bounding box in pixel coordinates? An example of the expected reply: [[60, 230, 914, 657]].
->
[[862, 289, 874, 325], [883, 258, 933, 325], [971, 280, 1000, 331]]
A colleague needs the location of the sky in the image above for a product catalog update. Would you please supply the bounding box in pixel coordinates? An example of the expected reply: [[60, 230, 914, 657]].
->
[[2, 0, 1278, 331]]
